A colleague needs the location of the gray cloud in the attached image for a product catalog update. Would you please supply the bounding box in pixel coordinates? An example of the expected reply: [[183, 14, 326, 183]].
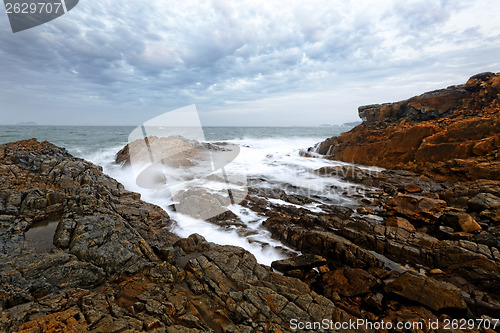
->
[[0, 0, 499, 126]]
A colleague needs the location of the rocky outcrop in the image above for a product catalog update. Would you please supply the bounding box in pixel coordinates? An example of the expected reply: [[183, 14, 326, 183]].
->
[[2, 132, 499, 331], [1, 139, 366, 332], [309, 72, 500, 180], [243, 164, 500, 323]]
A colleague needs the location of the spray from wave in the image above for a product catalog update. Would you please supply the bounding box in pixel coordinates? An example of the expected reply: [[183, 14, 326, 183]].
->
[[81, 135, 363, 266]]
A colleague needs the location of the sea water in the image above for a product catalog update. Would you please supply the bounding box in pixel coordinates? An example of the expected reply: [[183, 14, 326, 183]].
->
[[1, 125, 359, 265]]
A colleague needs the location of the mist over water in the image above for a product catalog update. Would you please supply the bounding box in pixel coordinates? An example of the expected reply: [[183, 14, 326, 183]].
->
[[0, 125, 359, 266]]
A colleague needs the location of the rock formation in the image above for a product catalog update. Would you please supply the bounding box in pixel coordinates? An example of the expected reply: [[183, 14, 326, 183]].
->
[[309, 72, 500, 180], [2, 71, 500, 331], [0, 139, 357, 332]]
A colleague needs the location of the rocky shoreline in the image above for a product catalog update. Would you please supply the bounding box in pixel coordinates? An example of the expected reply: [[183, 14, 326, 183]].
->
[[307, 72, 499, 181], [1, 73, 499, 332]]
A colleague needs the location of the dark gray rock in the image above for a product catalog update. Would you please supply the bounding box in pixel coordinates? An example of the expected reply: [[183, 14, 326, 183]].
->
[[271, 254, 327, 273], [469, 193, 500, 212]]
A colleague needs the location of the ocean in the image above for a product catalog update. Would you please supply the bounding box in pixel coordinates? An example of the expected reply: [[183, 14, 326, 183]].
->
[[0, 125, 360, 265]]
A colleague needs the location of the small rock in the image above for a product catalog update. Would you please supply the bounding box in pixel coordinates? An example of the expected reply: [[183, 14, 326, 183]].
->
[[479, 207, 500, 222], [271, 254, 327, 273], [364, 293, 384, 313], [469, 193, 500, 212], [357, 206, 375, 215], [385, 272, 467, 313], [385, 194, 447, 223], [404, 184, 423, 193], [429, 269, 443, 275], [321, 268, 378, 297], [440, 211, 482, 233], [385, 216, 416, 232]]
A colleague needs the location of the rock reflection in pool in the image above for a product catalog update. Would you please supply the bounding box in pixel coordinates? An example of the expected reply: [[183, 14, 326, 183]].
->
[[24, 219, 59, 253]]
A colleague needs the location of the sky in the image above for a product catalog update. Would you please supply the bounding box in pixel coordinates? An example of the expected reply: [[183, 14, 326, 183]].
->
[[1, 0, 500, 126]]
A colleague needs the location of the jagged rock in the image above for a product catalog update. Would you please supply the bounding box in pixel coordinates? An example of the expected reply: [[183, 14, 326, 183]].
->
[[357, 206, 374, 215], [385, 272, 467, 313], [440, 211, 482, 233], [263, 218, 382, 269], [363, 293, 384, 313], [310, 72, 500, 181], [0, 139, 360, 332], [469, 193, 500, 212], [385, 194, 447, 223], [321, 268, 379, 297], [430, 268, 443, 274], [480, 207, 500, 222], [385, 216, 416, 232], [271, 254, 327, 273]]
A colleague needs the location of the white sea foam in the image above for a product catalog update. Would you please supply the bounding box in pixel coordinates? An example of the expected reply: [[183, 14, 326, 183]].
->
[[81, 135, 363, 266]]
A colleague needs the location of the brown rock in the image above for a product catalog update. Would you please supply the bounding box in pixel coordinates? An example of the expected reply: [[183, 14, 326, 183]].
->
[[385, 216, 416, 232], [404, 184, 423, 193], [310, 73, 500, 181], [429, 269, 444, 275], [357, 206, 375, 215], [271, 254, 327, 273], [1, 139, 356, 332], [440, 211, 482, 233], [321, 268, 378, 297], [480, 207, 500, 222], [18, 307, 87, 332], [469, 193, 500, 212], [385, 194, 447, 223], [385, 272, 467, 313]]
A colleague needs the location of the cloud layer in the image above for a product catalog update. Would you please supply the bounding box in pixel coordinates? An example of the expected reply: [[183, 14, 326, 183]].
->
[[1, 0, 500, 125]]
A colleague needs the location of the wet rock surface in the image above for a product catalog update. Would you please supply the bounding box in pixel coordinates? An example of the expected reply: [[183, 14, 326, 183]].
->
[[0, 139, 361, 332], [239, 167, 500, 329], [233, 73, 500, 330]]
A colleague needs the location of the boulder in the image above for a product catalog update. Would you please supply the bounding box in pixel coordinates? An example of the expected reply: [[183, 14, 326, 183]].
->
[[440, 211, 482, 233], [385, 272, 467, 313], [385, 216, 416, 232], [309, 73, 500, 181], [385, 194, 447, 223], [469, 193, 500, 212]]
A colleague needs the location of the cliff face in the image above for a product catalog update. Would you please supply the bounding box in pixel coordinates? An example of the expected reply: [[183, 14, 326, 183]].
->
[[313, 72, 500, 180]]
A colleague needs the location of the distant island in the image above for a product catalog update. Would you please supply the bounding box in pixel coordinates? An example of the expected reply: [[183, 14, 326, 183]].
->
[[16, 121, 38, 126], [318, 121, 362, 127], [341, 121, 362, 127]]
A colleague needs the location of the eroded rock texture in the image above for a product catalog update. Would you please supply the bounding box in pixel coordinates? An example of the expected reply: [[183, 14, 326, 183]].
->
[[0, 139, 356, 332], [310, 72, 500, 181]]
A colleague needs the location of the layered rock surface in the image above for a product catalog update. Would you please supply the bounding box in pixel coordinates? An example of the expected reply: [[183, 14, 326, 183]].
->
[[3, 77, 500, 333], [0, 139, 358, 332], [309, 72, 500, 180]]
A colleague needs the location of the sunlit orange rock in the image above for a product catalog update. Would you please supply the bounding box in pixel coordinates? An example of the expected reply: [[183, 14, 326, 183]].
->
[[312, 72, 500, 180]]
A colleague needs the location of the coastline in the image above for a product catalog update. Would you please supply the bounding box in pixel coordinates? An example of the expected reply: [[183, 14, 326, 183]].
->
[[1, 73, 499, 331]]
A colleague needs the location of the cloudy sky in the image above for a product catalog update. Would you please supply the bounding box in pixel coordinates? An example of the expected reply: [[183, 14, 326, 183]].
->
[[1, 0, 499, 126]]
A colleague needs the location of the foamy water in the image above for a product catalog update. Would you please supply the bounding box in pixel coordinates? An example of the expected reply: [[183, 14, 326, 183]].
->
[[81, 135, 365, 266], [1, 125, 363, 266]]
